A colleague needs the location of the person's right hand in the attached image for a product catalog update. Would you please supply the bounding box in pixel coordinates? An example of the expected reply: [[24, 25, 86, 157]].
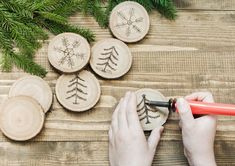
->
[[176, 92, 217, 166]]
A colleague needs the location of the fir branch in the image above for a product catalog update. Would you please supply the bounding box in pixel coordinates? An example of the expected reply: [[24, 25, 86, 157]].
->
[[10, 53, 47, 77], [81, 0, 107, 28], [29, 0, 66, 12], [41, 20, 95, 42], [151, 0, 177, 20], [53, 0, 83, 18], [0, 0, 33, 18], [0, 52, 13, 72], [37, 11, 68, 24]]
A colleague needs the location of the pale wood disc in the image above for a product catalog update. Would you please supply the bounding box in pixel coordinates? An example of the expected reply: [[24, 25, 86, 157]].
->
[[135, 88, 169, 131], [90, 38, 132, 79], [0, 96, 45, 141], [48, 33, 90, 73], [55, 70, 101, 112], [8, 75, 53, 113], [109, 1, 150, 43]]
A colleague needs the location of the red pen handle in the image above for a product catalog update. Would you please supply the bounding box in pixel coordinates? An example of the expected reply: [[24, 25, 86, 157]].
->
[[176, 101, 235, 116]]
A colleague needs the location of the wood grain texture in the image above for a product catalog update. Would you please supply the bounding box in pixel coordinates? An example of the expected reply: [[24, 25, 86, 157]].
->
[[174, 0, 235, 10], [0, 141, 234, 166], [0, 3, 235, 165]]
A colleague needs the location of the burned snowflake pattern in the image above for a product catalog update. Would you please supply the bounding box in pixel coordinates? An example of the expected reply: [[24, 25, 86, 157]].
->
[[96, 46, 119, 74], [54, 37, 85, 68], [66, 75, 88, 104], [115, 8, 143, 37], [137, 94, 160, 124]]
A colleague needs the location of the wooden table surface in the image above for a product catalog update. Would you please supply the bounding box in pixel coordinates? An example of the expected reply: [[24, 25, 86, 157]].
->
[[0, 0, 235, 165]]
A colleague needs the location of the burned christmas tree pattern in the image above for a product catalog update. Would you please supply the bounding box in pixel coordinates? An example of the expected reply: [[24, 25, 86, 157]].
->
[[96, 46, 119, 74], [54, 37, 85, 69], [137, 94, 160, 124], [66, 75, 88, 104]]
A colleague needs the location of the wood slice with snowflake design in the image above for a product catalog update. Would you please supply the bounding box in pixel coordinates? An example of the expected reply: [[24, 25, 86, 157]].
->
[[48, 33, 90, 73], [55, 70, 101, 112], [90, 39, 132, 79], [109, 1, 150, 43], [135, 88, 169, 131]]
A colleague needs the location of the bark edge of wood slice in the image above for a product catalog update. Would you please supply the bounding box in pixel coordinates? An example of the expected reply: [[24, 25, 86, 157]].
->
[[0, 96, 45, 141], [48, 32, 90, 73], [8, 75, 53, 113], [55, 70, 101, 112], [109, 1, 150, 43], [90, 38, 132, 79], [135, 88, 169, 131]]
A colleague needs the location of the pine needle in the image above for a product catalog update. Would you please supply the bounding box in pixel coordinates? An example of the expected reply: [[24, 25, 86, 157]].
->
[[151, 0, 177, 20]]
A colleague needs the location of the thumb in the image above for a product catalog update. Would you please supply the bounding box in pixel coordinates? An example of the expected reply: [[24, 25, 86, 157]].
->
[[176, 98, 194, 127], [148, 126, 164, 150]]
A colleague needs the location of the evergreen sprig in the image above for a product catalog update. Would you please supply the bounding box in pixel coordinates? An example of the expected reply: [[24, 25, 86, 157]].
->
[[0, 0, 95, 77]]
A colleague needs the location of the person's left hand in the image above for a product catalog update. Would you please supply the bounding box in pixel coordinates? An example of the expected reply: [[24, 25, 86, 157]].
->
[[109, 91, 164, 166]]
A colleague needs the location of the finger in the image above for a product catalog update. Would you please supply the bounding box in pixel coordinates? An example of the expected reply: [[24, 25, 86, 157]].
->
[[111, 98, 122, 132], [176, 98, 194, 127], [118, 92, 131, 129], [126, 92, 142, 129], [148, 126, 164, 150], [185, 92, 214, 103], [108, 126, 113, 141], [196, 114, 217, 126]]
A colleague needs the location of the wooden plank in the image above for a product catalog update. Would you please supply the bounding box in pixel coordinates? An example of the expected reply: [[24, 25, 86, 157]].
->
[[67, 11, 235, 52], [0, 72, 234, 142], [174, 0, 235, 10], [0, 141, 234, 166]]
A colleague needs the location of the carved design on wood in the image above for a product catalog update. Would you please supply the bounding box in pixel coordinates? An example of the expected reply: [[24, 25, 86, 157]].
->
[[66, 75, 88, 104], [115, 8, 143, 37], [54, 37, 84, 68], [137, 94, 160, 124], [96, 46, 119, 74]]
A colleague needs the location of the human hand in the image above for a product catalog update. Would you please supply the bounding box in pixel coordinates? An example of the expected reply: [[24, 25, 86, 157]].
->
[[177, 92, 217, 166], [109, 91, 164, 166]]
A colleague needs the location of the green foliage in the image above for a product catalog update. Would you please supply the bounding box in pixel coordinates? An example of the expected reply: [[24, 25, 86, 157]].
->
[[152, 0, 177, 20], [0, 0, 95, 77], [0, 0, 177, 77], [80, 0, 107, 28]]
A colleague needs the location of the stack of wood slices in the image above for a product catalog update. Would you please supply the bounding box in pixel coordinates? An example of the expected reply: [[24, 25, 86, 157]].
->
[[0, 76, 53, 141]]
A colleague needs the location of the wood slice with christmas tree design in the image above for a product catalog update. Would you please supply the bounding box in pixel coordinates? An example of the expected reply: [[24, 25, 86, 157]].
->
[[135, 88, 169, 131], [48, 33, 91, 73], [109, 1, 150, 43], [90, 38, 132, 79], [55, 70, 101, 112], [8, 75, 53, 113], [0, 96, 45, 141]]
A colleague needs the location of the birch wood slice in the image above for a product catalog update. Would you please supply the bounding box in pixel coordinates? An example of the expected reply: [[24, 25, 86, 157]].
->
[[55, 70, 101, 112], [0, 96, 45, 141], [109, 1, 150, 43], [48, 33, 90, 73], [135, 89, 169, 131], [90, 38, 132, 79], [8, 76, 53, 113]]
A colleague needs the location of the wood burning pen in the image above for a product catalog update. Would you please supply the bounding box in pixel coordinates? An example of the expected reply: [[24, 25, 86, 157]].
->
[[145, 98, 235, 116]]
